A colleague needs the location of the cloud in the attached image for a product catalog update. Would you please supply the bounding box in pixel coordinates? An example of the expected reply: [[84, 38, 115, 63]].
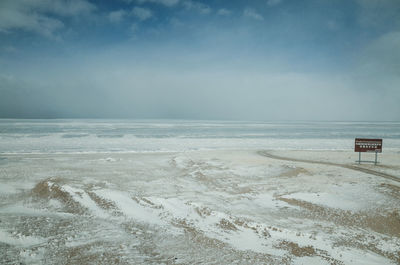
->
[[358, 31, 400, 76], [1, 0, 399, 120], [326, 20, 340, 31], [40, 0, 96, 17], [217, 8, 232, 16], [0, 0, 95, 37], [243, 8, 264, 21], [108, 10, 128, 23], [132, 7, 153, 21], [3, 55, 397, 120], [2, 40, 399, 120], [137, 0, 180, 7], [1, 45, 17, 53], [267, 0, 282, 7], [183, 1, 211, 15], [355, 0, 400, 29], [130, 23, 139, 33], [0, 10, 64, 38]]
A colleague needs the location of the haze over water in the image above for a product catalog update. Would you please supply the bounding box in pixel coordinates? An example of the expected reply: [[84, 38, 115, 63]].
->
[[1, 0, 399, 121]]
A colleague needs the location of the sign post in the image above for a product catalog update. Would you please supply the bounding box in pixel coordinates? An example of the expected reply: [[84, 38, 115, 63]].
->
[[354, 138, 382, 165]]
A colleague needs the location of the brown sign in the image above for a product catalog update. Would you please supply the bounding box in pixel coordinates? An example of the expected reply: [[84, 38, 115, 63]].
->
[[355, 138, 382, 153]]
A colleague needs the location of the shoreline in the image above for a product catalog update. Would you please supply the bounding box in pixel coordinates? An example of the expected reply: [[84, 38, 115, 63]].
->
[[1, 149, 399, 264]]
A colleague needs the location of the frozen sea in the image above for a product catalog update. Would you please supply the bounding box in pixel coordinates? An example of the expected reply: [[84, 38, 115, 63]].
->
[[1, 120, 399, 265], [1, 119, 400, 153]]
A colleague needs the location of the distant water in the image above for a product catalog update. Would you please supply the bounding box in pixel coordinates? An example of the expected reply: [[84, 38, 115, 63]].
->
[[0, 119, 399, 153]]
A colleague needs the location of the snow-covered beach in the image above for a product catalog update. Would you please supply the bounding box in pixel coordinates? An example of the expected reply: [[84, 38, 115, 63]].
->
[[3, 0, 400, 263], [1, 120, 399, 264]]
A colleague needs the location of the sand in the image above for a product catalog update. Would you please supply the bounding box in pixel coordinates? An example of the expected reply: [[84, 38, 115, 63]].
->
[[0, 150, 399, 264]]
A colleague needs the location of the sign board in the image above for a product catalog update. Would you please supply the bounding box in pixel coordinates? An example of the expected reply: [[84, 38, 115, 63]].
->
[[354, 138, 382, 153]]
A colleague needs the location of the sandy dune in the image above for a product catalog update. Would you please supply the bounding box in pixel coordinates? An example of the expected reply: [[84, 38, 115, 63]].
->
[[0, 150, 399, 264]]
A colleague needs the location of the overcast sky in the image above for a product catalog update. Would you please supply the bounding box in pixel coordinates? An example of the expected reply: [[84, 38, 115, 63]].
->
[[0, 0, 399, 121]]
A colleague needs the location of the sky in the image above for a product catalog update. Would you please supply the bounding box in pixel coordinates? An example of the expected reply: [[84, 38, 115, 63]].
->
[[0, 0, 399, 121]]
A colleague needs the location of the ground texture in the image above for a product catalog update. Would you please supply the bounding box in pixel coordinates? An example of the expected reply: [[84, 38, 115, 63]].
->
[[0, 150, 399, 265]]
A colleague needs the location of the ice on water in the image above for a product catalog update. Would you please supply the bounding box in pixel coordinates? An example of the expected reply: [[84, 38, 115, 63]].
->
[[1, 119, 400, 153]]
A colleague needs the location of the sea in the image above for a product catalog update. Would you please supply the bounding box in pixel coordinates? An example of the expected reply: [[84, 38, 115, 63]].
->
[[0, 119, 399, 153]]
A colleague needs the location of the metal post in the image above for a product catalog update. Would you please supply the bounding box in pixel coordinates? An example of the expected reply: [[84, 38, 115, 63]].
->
[[359, 152, 361, 164], [375, 151, 377, 165]]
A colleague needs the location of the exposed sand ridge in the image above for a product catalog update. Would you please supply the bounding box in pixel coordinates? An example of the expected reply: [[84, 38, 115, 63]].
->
[[1, 150, 399, 264]]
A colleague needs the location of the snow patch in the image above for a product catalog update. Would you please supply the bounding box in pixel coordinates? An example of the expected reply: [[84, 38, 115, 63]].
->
[[292, 256, 331, 265], [0, 229, 46, 247], [94, 190, 164, 226], [282, 184, 388, 211]]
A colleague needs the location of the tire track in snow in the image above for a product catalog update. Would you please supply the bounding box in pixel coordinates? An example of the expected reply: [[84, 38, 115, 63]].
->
[[258, 151, 400, 183]]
